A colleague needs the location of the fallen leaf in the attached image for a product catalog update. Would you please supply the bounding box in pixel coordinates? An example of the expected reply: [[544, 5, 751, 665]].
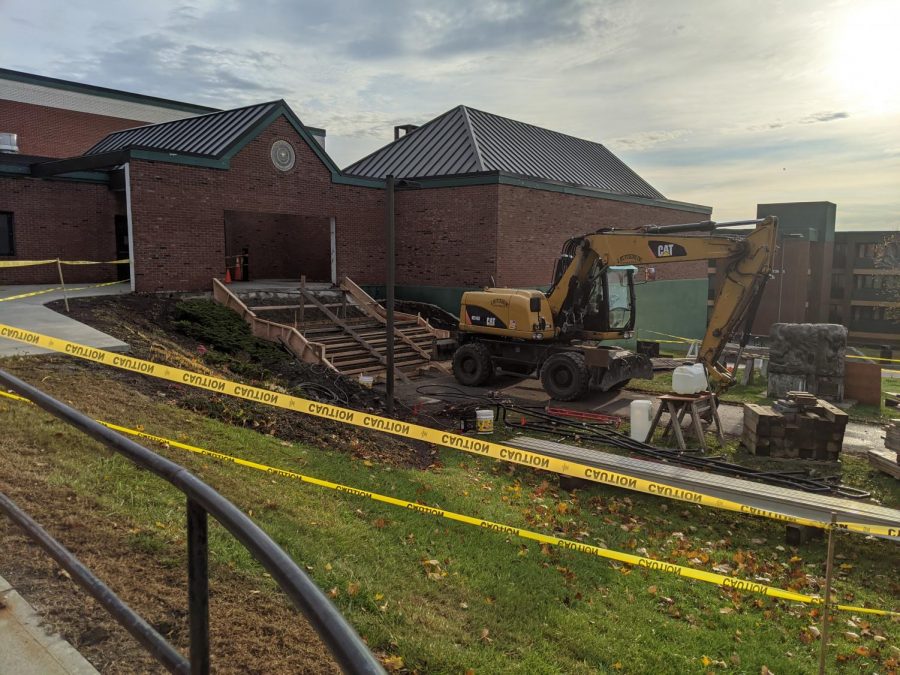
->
[[382, 655, 404, 672], [347, 582, 360, 597], [480, 628, 492, 643], [327, 587, 339, 598], [701, 655, 712, 667]]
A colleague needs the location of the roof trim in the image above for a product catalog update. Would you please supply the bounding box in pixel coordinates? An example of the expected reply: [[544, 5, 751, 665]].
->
[[0, 67, 218, 116], [0, 161, 110, 183], [394, 170, 710, 213]]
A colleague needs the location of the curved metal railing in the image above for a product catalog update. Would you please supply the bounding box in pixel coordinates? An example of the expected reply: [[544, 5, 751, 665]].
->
[[0, 368, 385, 675]]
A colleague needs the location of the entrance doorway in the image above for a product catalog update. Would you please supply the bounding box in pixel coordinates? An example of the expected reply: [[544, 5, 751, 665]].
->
[[114, 215, 130, 281], [224, 211, 332, 281]]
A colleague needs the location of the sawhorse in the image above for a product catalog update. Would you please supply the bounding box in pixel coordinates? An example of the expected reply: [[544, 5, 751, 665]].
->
[[645, 392, 724, 451]]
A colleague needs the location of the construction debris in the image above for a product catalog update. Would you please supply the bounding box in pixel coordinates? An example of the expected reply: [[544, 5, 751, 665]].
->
[[886, 419, 900, 452], [766, 323, 846, 400], [742, 392, 848, 461]]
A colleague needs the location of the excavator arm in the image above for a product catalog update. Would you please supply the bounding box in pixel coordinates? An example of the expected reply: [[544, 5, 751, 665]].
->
[[547, 217, 778, 388]]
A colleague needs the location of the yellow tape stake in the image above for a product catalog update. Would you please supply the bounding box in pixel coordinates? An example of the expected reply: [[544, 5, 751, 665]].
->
[[0, 390, 893, 617], [0, 323, 896, 539]]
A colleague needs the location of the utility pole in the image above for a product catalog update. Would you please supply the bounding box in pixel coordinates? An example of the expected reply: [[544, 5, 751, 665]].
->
[[385, 174, 395, 416]]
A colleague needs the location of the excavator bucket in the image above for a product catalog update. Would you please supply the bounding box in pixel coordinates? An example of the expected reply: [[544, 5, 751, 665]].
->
[[596, 350, 653, 390]]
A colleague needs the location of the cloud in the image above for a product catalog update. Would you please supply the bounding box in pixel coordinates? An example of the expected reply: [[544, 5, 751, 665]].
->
[[3, 0, 898, 230]]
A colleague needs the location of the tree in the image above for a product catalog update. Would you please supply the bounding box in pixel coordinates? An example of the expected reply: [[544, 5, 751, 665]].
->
[[873, 233, 899, 322]]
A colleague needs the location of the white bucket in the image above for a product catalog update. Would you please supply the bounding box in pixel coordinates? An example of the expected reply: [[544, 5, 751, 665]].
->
[[475, 409, 494, 434], [358, 374, 374, 388], [630, 399, 653, 442], [672, 363, 708, 395]]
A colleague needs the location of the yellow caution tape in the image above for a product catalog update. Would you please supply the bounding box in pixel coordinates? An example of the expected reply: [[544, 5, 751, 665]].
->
[[0, 323, 896, 539], [0, 280, 128, 303], [59, 259, 131, 266], [638, 329, 698, 344], [0, 390, 892, 617], [0, 259, 58, 268], [0, 258, 130, 268], [846, 354, 900, 364]]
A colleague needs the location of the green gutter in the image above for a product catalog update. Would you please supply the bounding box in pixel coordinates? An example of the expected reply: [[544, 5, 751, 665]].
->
[[0, 163, 109, 183]]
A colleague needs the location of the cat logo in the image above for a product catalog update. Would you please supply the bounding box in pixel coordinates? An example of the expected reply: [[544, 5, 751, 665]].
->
[[618, 254, 642, 264], [648, 240, 687, 258]]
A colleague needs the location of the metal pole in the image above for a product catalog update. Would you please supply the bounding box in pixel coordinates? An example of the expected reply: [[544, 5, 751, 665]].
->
[[817, 513, 837, 675], [187, 499, 210, 675], [385, 175, 395, 416], [56, 259, 70, 313], [777, 239, 785, 323]]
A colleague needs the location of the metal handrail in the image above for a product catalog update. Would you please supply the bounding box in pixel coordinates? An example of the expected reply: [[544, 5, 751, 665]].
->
[[0, 368, 385, 675]]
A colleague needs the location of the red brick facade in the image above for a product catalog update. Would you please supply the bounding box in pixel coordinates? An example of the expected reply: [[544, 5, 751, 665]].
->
[[393, 185, 499, 287], [0, 175, 121, 284], [128, 116, 385, 292], [0, 100, 148, 158], [1, 109, 708, 295], [497, 185, 707, 287]]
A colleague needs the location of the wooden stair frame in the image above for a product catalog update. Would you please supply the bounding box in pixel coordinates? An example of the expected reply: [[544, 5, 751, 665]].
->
[[299, 287, 411, 384], [339, 277, 450, 374], [212, 278, 337, 371]]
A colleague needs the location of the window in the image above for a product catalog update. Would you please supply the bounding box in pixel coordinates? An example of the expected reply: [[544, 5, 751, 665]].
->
[[833, 243, 847, 268], [856, 242, 877, 259], [0, 212, 12, 256], [828, 304, 843, 323]]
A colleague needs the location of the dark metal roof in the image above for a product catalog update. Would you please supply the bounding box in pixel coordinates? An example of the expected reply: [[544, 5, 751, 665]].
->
[[344, 105, 664, 200], [84, 101, 280, 157]]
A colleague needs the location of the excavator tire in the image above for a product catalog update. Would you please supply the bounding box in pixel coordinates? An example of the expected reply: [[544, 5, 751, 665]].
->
[[541, 352, 590, 401], [452, 342, 494, 387]]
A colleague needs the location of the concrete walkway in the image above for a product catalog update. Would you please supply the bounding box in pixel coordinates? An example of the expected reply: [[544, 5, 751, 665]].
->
[[0, 573, 99, 674], [0, 284, 129, 357]]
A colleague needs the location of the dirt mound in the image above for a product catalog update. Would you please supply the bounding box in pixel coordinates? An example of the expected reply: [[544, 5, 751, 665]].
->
[[46, 295, 436, 468]]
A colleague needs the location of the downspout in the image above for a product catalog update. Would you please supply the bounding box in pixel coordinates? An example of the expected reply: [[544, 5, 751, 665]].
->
[[124, 162, 136, 292]]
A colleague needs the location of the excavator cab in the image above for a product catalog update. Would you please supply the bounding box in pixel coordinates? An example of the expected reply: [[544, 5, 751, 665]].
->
[[555, 255, 636, 337]]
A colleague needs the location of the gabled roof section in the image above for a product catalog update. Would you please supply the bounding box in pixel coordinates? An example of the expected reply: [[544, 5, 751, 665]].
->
[[85, 101, 281, 157], [344, 105, 665, 200]]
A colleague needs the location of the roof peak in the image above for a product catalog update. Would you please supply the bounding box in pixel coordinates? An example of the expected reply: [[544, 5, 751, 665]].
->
[[344, 105, 664, 200]]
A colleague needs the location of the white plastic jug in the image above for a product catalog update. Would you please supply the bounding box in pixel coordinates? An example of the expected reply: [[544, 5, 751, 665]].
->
[[630, 399, 653, 442], [672, 363, 708, 395]]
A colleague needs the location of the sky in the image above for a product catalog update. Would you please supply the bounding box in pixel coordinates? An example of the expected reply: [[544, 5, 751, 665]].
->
[[3, 0, 899, 230]]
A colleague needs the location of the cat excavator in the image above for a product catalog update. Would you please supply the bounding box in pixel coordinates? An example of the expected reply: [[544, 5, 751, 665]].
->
[[452, 216, 778, 400]]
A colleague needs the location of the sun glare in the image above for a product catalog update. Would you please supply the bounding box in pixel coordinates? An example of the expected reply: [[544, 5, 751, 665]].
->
[[831, 1, 900, 113]]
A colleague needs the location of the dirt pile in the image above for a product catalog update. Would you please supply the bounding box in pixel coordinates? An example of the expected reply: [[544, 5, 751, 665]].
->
[[46, 295, 436, 467]]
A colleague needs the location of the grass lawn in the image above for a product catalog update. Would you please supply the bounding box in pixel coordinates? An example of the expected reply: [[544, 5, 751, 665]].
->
[[1, 364, 897, 674]]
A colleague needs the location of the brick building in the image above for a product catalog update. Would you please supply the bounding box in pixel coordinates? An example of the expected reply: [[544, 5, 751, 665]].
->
[[707, 202, 899, 346], [1, 68, 714, 339]]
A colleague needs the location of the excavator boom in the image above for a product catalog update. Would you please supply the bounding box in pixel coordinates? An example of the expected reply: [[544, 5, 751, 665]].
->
[[453, 216, 778, 399]]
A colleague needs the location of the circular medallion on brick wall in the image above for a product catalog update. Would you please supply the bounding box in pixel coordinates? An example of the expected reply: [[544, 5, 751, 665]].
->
[[270, 140, 296, 171]]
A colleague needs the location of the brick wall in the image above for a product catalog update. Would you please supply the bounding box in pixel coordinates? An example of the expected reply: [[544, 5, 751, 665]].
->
[[393, 185, 499, 287], [496, 185, 709, 287], [0, 174, 121, 284], [128, 116, 384, 292], [0, 100, 149, 158]]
